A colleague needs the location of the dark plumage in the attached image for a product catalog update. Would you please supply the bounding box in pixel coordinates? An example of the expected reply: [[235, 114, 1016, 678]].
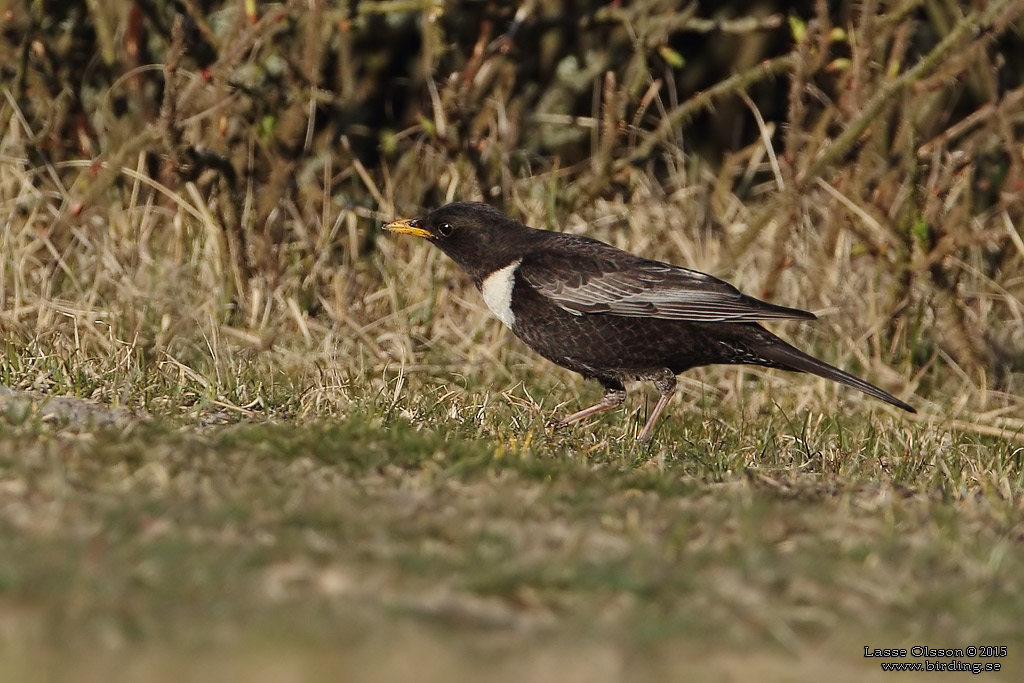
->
[[385, 202, 915, 441]]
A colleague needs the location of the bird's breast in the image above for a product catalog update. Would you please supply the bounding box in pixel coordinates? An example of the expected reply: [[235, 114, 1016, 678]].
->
[[480, 258, 523, 329]]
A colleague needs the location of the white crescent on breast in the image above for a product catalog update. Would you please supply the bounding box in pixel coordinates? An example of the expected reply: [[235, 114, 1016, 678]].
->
[[480, 258, 522, 329]]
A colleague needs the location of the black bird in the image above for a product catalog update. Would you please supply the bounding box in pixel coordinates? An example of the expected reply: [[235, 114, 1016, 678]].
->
[[385, 202, 915, 441]]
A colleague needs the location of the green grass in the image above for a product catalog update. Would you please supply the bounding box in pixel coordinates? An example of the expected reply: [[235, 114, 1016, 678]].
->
[[0, 389, 1021, 680]]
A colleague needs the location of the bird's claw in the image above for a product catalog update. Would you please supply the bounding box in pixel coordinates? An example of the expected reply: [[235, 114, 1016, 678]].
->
[[545, 418, 568, 431]]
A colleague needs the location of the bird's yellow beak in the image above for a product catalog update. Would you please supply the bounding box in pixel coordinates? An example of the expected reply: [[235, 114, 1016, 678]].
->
[[383, 218, 432, 239]]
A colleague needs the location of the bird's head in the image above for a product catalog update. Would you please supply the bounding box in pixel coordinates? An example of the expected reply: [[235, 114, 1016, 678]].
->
[[384, 202, 535, 284]]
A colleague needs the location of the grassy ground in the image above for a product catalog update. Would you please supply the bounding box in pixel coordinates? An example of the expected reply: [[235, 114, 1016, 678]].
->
[[2, 1, 1024, 680], [0, 380, 1021, 681]]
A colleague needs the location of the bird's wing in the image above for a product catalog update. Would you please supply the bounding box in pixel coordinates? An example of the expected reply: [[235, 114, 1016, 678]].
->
[[518, 242, 815, 323]]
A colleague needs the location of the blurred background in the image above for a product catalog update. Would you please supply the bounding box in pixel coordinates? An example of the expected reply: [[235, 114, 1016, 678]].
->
[[1, 0, 1023, 419]]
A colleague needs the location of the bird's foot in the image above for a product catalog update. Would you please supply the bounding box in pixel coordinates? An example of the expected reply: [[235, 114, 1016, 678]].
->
[[545, 417, 569, 432], [546, 388, 627, 434]]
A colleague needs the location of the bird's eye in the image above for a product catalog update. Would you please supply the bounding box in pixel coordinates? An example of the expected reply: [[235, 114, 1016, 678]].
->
[[437, 222, 454, 237]]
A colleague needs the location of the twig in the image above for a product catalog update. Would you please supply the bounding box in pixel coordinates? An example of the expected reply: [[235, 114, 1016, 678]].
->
[[618, 53, 798, 171], [800, 3, 1009, 184], [917, 85, 1024, 158]]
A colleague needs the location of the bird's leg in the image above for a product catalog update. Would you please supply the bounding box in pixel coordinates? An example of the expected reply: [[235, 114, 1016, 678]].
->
[[637, 374, 677, 442], [549, 382, 626, 430]]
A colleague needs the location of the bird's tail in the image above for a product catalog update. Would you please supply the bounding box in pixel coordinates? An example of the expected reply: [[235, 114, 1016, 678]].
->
[[754, 334, 916, 413]]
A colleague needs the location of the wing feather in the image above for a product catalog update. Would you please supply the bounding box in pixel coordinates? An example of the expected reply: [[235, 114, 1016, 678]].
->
[[518, 240, 814, 323]]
